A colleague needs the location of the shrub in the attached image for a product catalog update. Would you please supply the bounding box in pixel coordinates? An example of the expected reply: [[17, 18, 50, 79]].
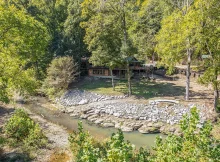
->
[[151, 107, 220, 162], [4, 109, 47, 150], [4, 109, 35, 142], [105, 130, 134, 162], [69, 122, 150, 162], [0, 135, 6, 156], [69, 108, 220, 162], [23, 124, 48, 151], [69, 122, 103, 162], [43, 56, 78, 99]]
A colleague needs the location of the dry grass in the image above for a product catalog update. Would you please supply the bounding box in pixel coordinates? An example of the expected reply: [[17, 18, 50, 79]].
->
[[212, 121, 220, 140], [48, 150, 71, 162]]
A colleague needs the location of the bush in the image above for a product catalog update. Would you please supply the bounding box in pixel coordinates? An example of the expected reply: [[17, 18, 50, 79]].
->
[[4, 109, 47, 150], [105, 130, 134, 162], [0, 135, 6, 156], [152, 107, 220, 162], [69, 122, 103, 162], [69, 108, 220, 162], [43, 56, 78, 99], [69, 122, 150, 162], [4, 109, 35, 142], [23, 124, 48, 151]]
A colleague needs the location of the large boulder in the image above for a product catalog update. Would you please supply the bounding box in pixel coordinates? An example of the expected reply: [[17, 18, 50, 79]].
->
[[102, 122, 115, 128], [121, 126, 133, 132], [138, 126, 160, 134], [94, 119, 104, 124]]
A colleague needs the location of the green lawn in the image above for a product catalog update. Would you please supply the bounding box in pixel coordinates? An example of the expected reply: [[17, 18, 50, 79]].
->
[[79, 79, 185, 99]]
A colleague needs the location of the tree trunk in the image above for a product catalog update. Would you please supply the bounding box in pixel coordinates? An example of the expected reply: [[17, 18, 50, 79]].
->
[[127, 61, 132, 96], [214, 89, 219, 111], [213, 69, 219, 111], [110, 69, 115, 91], [186, 48, 192, 101], [121, 0, 132, 96]]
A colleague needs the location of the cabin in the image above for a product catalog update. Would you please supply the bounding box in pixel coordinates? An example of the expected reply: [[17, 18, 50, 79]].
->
[[82, 57, 152, 78]]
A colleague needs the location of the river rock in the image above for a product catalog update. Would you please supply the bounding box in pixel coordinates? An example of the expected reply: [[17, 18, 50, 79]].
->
[[138, 126, 160, 134], [121, 126, 133, 132], [58, 89, 211, 135], [169, 127, 176, 133], [147, 122, 153, 127], [115, 122, 122, 129], [78, 99, 89, 105], [66, 109, 74, 113], [102, 122, 115, 128], [94, 119, 104, 124], [88, 115, 98, 122], [159, 125, 166, 133], [80, 114, 92, 119], [173, 127, 182, 136], [154, 122, 164, 128], [70, 113, 79, 117], [82, 108, 93, 114]]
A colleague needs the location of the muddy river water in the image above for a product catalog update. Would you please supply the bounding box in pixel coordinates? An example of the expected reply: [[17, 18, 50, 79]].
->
[[24, 100, 165, 148]]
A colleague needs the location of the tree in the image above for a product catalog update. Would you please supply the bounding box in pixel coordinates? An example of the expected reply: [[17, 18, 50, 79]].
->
[[129, 0, 163, 61], [196, 0, 220, 111], [63, 0, 89, 61], [43, 56, 78, 99], [81, 0, 124, 91], [0, 3, 50, 103], [152, 107, 220, 161], [81, 0, 137, 96], [156, 0, 203, 100]]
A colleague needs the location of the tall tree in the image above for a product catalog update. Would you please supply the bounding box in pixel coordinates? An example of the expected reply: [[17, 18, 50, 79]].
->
[[0, 3, 50, 102], [196, 0, 220, 111], [3, 0, 70, 77], [63, 0, 89, 61], [156, 0, 204, 100], [81, 0, 137, 96], [129, 0, 163, 61]]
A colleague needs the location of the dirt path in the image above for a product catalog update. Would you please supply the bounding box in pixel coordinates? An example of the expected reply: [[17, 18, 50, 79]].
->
[[27, 111, 71, 162]]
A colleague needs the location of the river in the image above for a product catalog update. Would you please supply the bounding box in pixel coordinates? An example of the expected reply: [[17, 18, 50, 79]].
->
[[23, 100, 165, 149]]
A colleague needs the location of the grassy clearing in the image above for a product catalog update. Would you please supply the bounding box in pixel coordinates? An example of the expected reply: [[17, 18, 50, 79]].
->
[[79, 79, 125, 96], [79, 79, 185, 99]]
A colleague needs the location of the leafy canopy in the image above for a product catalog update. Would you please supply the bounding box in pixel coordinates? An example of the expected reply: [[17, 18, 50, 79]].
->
[[0, 4, 50, 103]]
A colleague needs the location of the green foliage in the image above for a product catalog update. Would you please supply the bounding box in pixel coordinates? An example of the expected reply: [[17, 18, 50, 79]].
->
[[23, 124, 48, 151], [129, 0, 163, 61], [152, 107, 220, 162], [43, 56, 78, 99], [4, 109, 35, 141], [69, 122, 103, 162], [0, 135, 6, 156], [194, 0, 220, 110], [63, 0, 89, 60], [134, 147, 150, 162], [105, 130, 135, 162], [69, 108, 219, 162], [0, 3, 50, 103], [69, 122, 149, 162], [81, 0, 137, 95], [4, 109, 47, 150]]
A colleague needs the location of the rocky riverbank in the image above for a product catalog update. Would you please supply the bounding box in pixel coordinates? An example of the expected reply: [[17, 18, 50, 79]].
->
[[57, 89, 214, 135], [56, 89, 127, 106]]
